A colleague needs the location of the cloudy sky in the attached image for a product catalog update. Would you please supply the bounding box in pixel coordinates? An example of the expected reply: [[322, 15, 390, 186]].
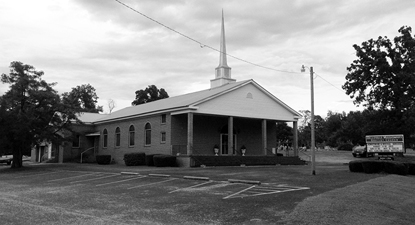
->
[[1, 0, 414, 117]]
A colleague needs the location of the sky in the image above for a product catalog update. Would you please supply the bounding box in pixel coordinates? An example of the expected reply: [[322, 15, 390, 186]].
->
[[1, 0, 414, 117]]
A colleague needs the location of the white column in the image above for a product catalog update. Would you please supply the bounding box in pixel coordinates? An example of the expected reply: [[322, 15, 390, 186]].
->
[[187, 113, 194, 155], [228, 116, 233, 154], [262, 119, 267, 155]]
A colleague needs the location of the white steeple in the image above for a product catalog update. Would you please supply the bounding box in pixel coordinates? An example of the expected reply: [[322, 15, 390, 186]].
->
[[211, 10, 236, 88]]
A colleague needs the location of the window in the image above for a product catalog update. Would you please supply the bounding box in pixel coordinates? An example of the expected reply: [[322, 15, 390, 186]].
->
[[72, 135, 80, 148], [161, 114, 167, 124], [129, 125, 135, 146], [161, 131, 166, 143], [115, 127, 121, 147], [103, 129, 108, 148], [145, 123, 151, 145]]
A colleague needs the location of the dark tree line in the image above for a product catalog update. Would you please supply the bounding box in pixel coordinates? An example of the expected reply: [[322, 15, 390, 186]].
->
[[0, 62, 103, 168]]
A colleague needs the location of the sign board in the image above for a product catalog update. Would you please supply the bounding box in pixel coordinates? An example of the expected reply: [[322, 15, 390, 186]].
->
[[366, 134, 404, 153]]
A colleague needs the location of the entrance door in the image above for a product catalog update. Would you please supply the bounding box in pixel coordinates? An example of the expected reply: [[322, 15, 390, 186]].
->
[[221, 134, 237, 155]]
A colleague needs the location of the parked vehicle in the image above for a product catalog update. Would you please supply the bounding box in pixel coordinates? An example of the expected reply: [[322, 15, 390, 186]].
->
[[0, 155, 13, 165], [352, 146, 374, 157]]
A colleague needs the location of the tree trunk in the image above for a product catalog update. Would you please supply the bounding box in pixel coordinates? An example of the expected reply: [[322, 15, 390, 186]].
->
[[11, 147, 23, 168]]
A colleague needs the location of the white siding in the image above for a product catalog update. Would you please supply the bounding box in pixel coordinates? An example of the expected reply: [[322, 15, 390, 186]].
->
[[195, 83, 297, 121]]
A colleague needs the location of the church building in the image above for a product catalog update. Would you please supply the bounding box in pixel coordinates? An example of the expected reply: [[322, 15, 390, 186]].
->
[[34, 12, 302, 166]]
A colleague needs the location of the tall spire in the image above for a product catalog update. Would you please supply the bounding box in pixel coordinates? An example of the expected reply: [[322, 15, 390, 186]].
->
[[211, 10, 235, 88], [218, 9, 228, 67]]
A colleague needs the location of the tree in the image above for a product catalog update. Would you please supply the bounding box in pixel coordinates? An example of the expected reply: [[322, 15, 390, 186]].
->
[[275, 122, 293, 145], [0, 62, 79, 168], [107, 98, 116, 114], [343, 26, 415, 111], [132, 85, 169, 105], [62, 84, 103, 113]]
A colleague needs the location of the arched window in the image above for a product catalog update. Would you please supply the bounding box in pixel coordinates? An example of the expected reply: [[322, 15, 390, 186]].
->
[[129, 125, 135, 146], [103, 129, 108, 148], [145, 123, 151, 146], [115, 127, 121, 147]]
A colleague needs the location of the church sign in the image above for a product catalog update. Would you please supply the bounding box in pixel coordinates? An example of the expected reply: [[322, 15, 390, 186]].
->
[[366, 134, 404, 153]]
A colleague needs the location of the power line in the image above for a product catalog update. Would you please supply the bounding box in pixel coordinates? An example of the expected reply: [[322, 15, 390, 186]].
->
[[114, 0, 299, 74], [314, 73, 345, 93], [114, 0, 347, 93]]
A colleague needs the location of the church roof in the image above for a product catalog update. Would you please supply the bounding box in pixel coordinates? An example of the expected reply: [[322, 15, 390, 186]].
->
[[93, 79, 300, 124]]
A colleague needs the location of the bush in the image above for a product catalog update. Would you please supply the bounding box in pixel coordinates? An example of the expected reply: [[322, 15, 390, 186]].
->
[[123, 152, 146, 166], [349, 160, 364, 172], [361, 161, 384, 173], [153, 155, 177, 167], [145, 154, 160, 166], [404, 162, 415, 175], [96, 155, 111, 165], [338, 143, 354, 151], [383, 161, 407, 175]]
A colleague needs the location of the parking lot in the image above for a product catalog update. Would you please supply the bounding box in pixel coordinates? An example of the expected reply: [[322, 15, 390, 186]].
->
[[1, 150, 412, 224]]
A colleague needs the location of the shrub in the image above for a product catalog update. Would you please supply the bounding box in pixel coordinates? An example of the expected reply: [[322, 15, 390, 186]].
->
[[123, 152, 146, 166], [349, 160, 364, 172], [153, 155, 177, 167], [383, 161, 407, 175], [404, 162, 415, 175], [96, 155, 111, 165], [145, 154, 160, 166], [361, 161, 384, 173], [338, 143, 354, 151]]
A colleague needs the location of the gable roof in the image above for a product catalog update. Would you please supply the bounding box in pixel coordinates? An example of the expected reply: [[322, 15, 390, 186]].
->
[[93, 79, 300, 124]]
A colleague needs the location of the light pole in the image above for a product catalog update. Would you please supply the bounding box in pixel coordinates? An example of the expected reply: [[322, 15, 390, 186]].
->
[[301, 65, 316, 175]]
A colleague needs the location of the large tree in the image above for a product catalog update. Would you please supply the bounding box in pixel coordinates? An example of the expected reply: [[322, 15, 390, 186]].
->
[[0, 62, 79, 168], [343, 26, 415, 111], [343, 26, 415, 146], [132, 85, 169, 105], [62, 84, 103, 113]]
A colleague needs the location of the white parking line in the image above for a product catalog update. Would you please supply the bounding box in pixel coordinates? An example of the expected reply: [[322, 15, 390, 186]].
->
[[223, 184, 310, 199], [13, 171, 62, 179], [96, 176, 147, 187], [127, 178, 179, 190], [223, 185, 256, 199], [168, 180, 213, 193], [70, 174, 119, 184], [48, 173, 101, 182]]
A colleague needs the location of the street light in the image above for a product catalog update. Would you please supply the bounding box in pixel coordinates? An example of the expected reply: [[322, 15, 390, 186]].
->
[[301, 65, 316, 175]]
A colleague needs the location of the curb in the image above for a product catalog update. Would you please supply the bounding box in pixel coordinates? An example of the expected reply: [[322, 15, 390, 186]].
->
[[149, 174, 171, 177], [120, 172, 140, 175], [183, 176, 210, 181], [228, 179, 261, 185]]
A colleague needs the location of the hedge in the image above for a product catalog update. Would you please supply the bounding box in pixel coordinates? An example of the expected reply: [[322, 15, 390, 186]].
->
[[153, 155, 177, 167], [349, 160, 415, 176], [96, 155, 111, 165], [361, 161, 384, 174], [349, 160, 364, 172], [145, 154, 160, 166], [123, 152, 146, 166]]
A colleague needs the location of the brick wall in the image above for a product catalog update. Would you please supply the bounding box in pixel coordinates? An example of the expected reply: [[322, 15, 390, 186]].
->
[[95, 113, 171, 163]]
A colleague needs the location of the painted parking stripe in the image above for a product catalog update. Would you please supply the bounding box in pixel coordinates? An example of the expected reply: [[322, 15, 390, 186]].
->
[[47, 173, 102, 182], [70, 174, 119, 184], [168, 180, 213, 194], [223, 184, 310, 199], [13, 171, 62, 179], [96, 175, 147, 187], [223, 185, 256, 199], [127, 178, 179, 190]]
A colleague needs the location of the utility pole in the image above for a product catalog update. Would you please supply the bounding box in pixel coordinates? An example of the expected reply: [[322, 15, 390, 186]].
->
[[302, 65, 316, 175]]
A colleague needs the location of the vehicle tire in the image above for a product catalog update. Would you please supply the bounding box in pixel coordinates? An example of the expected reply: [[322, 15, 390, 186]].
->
[[352, 153, 357, 157], [7, 160, 11, 165]]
